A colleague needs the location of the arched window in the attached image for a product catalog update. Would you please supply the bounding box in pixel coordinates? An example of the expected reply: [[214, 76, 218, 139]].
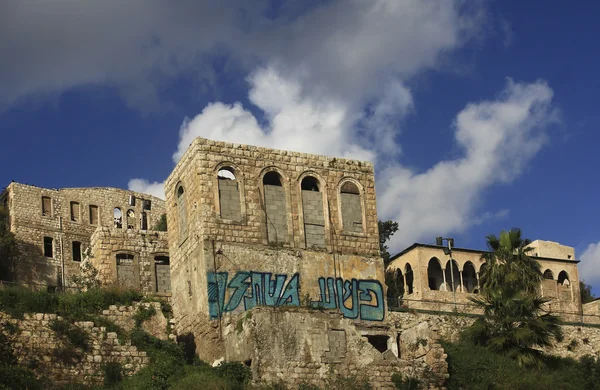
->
[[542, 269, 557, 298], [301, 176, 325, 248], [263, 171, 288, 244], [126, 209, 135, 230], [543, 269, 554, 279], [177, 185, 187, 239], [558, 271, 570, 286], [463, 262, 477, 293], [428, 258, 444, 290], [405, 263, 414, 294], [113, 208, 122, 229], [217, 167, 242, 221], [116, 253, 138, 290], [340, 181, 363, 233], [445, 260, 460, 292]]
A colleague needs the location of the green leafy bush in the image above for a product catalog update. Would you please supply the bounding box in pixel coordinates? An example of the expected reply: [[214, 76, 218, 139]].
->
[[49, 319, 89, 351], [0, 365, 42, 389], [103, 362, 123, 387], [391, 373, 420, 390], [133, 304, 157, 327]]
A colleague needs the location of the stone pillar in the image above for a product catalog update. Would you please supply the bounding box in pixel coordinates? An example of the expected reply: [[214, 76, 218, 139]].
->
[[459, 270, 464, 293], [442, 268, 447, 292]]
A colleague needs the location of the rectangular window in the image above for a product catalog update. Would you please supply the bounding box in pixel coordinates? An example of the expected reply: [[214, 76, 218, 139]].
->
[[42, 196, 52, 217], [143, 200, 151, 210], [89, 205, 98, 225], [43, 237, 53, 258], [128, 195, 136, 206], [72, 241, 82, 262], [70, 201, 80, 222]]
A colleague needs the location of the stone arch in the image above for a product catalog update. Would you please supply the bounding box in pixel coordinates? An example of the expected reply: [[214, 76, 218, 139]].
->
[[299, 173, 327, 249], [337, 177, 365, 234], [558, 270, 570, 285], [428, 257, 444, 291], [445, 260, 460, 292], [462, 261, 477, 293], [260, 168, 290, 245], [405, 263, 414, 295], [215, 163, 243, 221], [543, 269, 554, 279]]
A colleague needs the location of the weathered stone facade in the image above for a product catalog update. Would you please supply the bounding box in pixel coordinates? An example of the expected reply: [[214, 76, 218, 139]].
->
[[90, 227, 170, 296], [0, 310, 152, 385], [165, 138, 407, 384], [223, 307, 448, 390], [387, 242, 582, 321], [0, 182, 169, 291]]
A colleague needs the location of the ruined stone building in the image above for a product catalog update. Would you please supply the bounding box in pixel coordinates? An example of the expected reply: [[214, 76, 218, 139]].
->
[[386, 240, 582, 319], [0, 183, 170, 295], [164, 137, 448, 388]]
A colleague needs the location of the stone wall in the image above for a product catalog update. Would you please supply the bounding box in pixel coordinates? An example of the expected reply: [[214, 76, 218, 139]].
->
[[90, 227, 170, 295], [387, 310, 600, 361], [0, 312, 150, 385], [221, 307, 448, 390], [2, 182, 166, 288], [217, 179, 242, 221]]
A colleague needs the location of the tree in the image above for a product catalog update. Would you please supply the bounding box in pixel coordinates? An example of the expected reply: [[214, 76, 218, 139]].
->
[[0, 206, 17, 281], [378, 220, 398, 265], [154, 213, 167, 232], [580, 281, 597, 304], [467, 228, 562, 367]]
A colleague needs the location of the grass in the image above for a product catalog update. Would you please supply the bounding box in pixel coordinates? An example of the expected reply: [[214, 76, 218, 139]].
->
[[0, 286, 143, 320]]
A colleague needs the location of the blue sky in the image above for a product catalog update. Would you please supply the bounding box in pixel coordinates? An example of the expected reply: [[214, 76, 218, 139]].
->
[[2, 1, 600, 291]]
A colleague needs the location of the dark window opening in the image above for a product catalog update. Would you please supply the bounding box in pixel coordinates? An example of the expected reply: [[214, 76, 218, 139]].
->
[[116, 253, 134, 264], [70, 201, 80, 222], [558, 271, 570, 285], [72, 241, 82, 262], [405, 264, 414, 294], [143, 200, 152, 210], [177, 186, 187, 238], [42, 196, 52, 217], [428, 258, 444, 290], [263, 171, 282, 186], [155, 255, 170, 265], [463, 262, 478, 293], [543, 269, 554, 280], [445, 260, 460, 292], [128, 195, 136, 206], [141, 212, 148, 230], [243, 359, 252, 367], [43, 237, 53, 258], [366, 335, 389, 353], [89, 205, 98, 225], [301, 176, 320, 191]]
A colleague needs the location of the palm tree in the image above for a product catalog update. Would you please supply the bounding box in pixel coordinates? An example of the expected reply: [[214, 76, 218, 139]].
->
[[467, 229, 562, 367], [479, 228, 541, 294]]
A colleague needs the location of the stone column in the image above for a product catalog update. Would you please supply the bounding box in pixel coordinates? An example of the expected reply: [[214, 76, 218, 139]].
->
[[459, 270, 464, 293]]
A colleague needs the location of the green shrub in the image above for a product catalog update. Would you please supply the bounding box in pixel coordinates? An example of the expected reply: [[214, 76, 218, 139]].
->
[[50, 319, 89, 351], [213, 361, 251, 385], [53, 345, 83, 364], [0, 365, 42, 389], [103, 362, 123, 387], [391, 373, 420, 390], [133, 304, 157, 327], [0, 332, 16, 366]]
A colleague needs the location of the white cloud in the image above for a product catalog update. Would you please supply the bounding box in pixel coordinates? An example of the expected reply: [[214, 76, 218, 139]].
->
[[378, 79, 556, 251], [580, 242, 600, 285], [128, 179, 165, 200]]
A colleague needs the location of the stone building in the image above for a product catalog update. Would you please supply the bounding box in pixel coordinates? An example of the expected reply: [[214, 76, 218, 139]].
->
[[386, 240, 582, 319], [0, 182, 170, 294], [164, 137, 447, 388]]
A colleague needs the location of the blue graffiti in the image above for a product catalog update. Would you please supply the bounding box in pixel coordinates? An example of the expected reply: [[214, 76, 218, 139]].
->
[[208, 271, 300, 318], [207, 271, 384, 321], [311, 277, 385, 321]]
